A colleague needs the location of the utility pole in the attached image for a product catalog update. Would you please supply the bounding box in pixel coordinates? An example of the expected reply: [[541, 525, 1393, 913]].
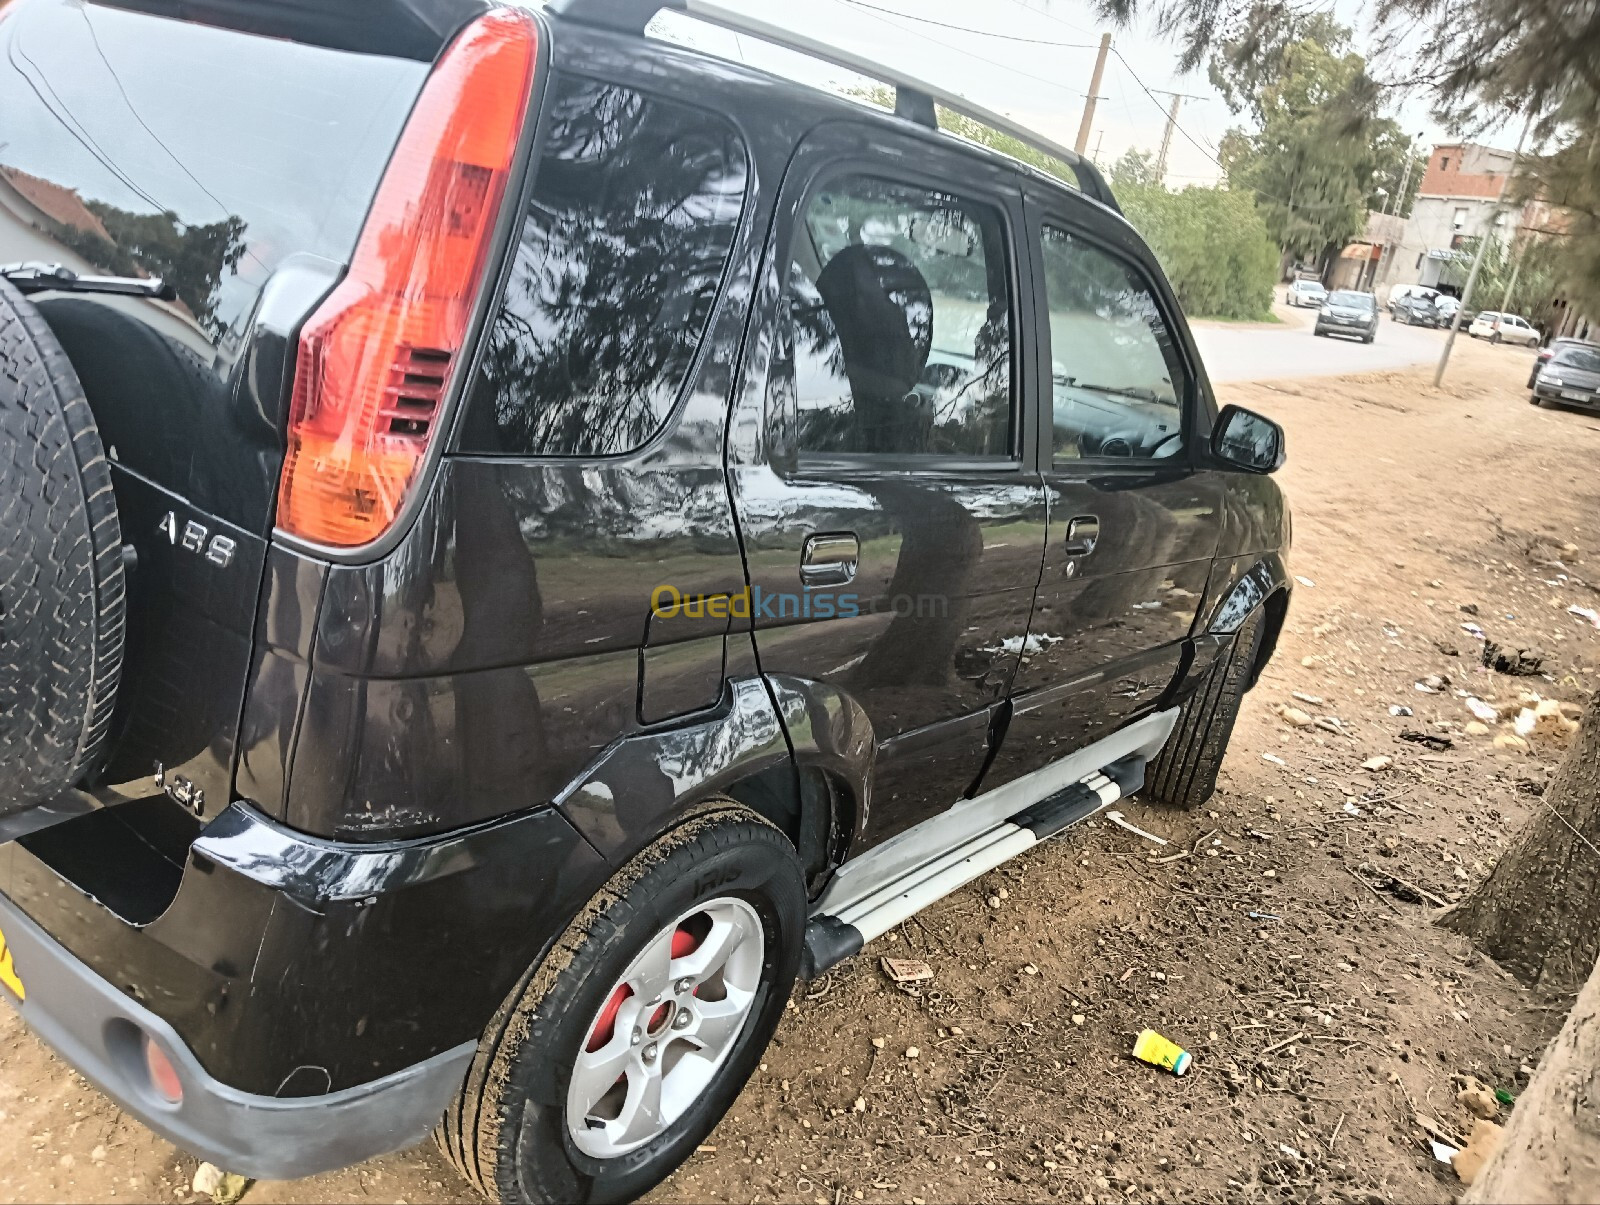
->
[[1149, 90, 1203, 186], [1092, 129, 1105, 165], [1498, 235, 1527, 315], [1435, 112, 1535, 387], [1074, 32, 1111, 155], [1155, 92, 1182, 183]]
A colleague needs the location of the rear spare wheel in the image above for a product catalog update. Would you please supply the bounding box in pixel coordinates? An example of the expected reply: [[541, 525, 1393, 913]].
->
[[0, 278, 124, 814]]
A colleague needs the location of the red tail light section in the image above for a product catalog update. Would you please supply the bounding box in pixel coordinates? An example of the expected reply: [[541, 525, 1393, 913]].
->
[[277, 9, 538, 547]]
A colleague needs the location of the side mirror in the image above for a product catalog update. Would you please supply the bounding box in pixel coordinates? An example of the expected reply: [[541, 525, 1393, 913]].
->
[[1212, 404, 1285, 474]]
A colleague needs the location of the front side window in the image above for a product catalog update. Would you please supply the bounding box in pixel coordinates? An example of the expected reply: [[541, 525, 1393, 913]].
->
[[1040, 225, 1186, 461], [778, 174, 1013, 458], [459, 75, 748, 457]]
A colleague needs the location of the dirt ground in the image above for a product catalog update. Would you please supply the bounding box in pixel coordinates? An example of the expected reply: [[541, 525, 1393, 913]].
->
[[4, 320, 1599, 1205]]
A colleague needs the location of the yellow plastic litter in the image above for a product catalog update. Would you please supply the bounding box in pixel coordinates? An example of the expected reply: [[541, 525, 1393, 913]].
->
[[1132, 1028, 1191, 1075]]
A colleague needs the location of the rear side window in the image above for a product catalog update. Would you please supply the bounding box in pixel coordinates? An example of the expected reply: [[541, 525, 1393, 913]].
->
[[458, 75, 749, 457], [776, 174, 1014, 458]]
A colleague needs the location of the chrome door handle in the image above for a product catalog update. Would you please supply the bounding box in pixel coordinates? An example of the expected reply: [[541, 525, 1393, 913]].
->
[[1064, 515, 1100, 557], [800, 533, 859, 588]]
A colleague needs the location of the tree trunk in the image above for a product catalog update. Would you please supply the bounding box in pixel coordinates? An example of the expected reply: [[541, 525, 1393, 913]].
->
[[1463, 954, 1600, 1204], [1440, 690, 1600, 991]]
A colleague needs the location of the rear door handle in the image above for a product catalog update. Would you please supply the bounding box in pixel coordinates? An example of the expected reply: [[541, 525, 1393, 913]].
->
[[800, 532, 859, 588], [1064, 515, 1100, 557]]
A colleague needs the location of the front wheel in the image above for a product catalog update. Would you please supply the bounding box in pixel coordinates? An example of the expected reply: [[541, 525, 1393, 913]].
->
[[1145, 608, 1266, 810], [440, 806, 807, 1204]]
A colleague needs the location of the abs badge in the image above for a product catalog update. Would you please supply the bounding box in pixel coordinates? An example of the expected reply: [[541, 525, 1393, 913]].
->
[[157, 511, 235, 567]]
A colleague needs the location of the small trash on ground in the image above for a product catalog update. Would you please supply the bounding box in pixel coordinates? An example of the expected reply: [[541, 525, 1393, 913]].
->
[[1415, 675, 1449, 694], [192, 1164, 251, 1205], [1361, 755, 1393, 772], [1567, 604, 1600, 630], [1262, 752, 1287, 766], [1295, 575, 1315, 588], [1274, 704, 1314, 728], [1429, 1139, 1461, 1164], [1452, 1119, 1505, 1185], [1400, 729, 1453, 751], [1494, 1087, 1517, 1106], [880, 956, 934, 984], [1292, 691, 1324, 705], [1105, 811, 1167, 846], [1131, 1029, 1192, 1075], [1482, 641, 1545, 676], [1456, 1074, 1499, 1120], [1389, 704, 1414, 716], [1461, 622, 1487, 640], [1246, 910, 1280, 921], [1465, 697, 1501, 723], [1514, 697, 1581, 744], [1343, 800, 1364, 816]]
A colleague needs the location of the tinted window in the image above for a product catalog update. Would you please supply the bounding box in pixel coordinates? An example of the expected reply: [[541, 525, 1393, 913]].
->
[[779, 175, 1013, 458], [1040, 226, 1185, 461], [1328, 291, 1374, 310], [460, 75, 748, 457], [1554, 346, 1600, 372]]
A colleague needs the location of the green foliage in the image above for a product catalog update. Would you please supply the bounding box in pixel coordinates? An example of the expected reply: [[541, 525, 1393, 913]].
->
[[1458, 231, 1572, 328], [1112, 152, 1279, 320], [1211, 19, 1403, 259], [1523, 136, 1600, 321]]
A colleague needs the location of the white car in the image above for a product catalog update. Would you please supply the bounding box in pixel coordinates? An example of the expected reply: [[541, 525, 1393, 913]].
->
[[1286, 278, 1328, 307], [1469, 311, 1540, 346]]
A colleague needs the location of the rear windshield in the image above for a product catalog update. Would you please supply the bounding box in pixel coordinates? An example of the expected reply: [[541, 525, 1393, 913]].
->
[[1328, 291, 1374, 309], [1554, 347, 1600, 372], [0, 0, 426, 338]]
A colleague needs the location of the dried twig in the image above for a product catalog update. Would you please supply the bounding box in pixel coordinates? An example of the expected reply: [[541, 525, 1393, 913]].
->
[[1261, 1031, 1306, 1056]]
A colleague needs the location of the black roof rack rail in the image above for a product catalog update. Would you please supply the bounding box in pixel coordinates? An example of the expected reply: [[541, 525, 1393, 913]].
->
[[545, 0, 1122, 213]]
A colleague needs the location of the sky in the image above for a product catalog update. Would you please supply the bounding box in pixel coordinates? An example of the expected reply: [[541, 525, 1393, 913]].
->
[[654, 0, 1523, 189]]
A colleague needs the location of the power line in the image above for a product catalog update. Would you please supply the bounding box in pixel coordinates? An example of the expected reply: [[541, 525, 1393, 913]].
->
[[837, 0, 1096, 47], [834, 0, 1091, 98]]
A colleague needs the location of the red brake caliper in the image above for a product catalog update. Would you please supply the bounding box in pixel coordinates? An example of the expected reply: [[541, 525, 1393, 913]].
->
[[585, 924, 703, 1053]]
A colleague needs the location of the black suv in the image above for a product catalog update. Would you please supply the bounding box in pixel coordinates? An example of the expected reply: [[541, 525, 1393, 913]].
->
[[0, 1, 1290, 1200]]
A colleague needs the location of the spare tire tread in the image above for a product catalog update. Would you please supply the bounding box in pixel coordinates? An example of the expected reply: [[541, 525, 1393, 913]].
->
[[0, 279, 125, 812]]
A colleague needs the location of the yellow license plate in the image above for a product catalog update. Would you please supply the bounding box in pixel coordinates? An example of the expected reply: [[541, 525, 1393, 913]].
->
[[0, 922, 24, 1001]]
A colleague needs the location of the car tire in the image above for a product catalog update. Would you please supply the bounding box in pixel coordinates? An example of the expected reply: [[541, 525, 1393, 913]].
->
[[438, 804, 807, 1205], [0, 279, 125, 816], [1530, 394, 1542, 406], [1145, 608, 1266, 811]]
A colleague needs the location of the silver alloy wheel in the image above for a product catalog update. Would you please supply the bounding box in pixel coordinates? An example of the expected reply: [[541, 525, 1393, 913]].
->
[[566, 896, 765, 1159]]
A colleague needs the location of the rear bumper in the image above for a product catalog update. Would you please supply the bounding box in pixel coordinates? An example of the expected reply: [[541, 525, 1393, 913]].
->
[[0, 892, 473, 1179], [0, 798, 607, 1177]]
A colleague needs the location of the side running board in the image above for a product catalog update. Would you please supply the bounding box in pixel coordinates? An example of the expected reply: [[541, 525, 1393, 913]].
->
[[801, 755, 1145, 978]]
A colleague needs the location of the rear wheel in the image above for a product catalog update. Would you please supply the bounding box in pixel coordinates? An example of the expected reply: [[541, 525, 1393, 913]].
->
[[0, 280, 124, 815], [439, 805, 806, 1204], [1145, 609, 1267, 810]]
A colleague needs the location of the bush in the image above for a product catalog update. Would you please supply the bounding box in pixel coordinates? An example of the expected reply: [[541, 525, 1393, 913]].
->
[[1118, 182, 1278, 320]]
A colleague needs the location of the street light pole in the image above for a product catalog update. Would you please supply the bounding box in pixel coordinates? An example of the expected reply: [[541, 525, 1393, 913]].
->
[[1433, 113, 1535, 387]]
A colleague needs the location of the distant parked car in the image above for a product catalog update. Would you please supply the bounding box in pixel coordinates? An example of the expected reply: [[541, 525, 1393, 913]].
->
[[1392, 292, 1439, 325], [1315, 290, 1379, 343], [1531, 342, 1600, 410], [1528, 337, 1600, 389], [1387, 284, 1438, 317], [1433, 296, 1462, 327], [1469, 311, 1540, 345], [1286, 278, 1328, 308]]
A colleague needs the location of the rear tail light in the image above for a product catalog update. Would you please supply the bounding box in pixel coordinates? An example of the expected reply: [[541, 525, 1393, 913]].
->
[[276, 9, 538, 547]]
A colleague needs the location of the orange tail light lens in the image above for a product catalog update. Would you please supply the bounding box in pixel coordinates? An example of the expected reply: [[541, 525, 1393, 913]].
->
[[277, 9, 538, 547]]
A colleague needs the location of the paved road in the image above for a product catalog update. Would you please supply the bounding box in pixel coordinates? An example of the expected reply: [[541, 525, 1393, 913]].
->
[[1191, 303, 1480, 384]]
